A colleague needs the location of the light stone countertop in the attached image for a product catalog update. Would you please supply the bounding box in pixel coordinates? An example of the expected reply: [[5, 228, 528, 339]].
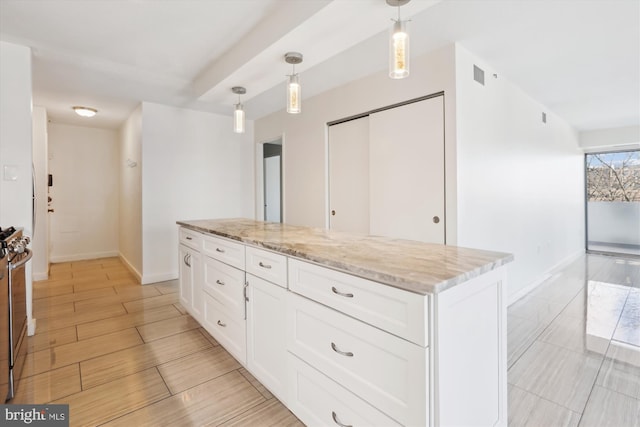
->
[[177, 218, 513, 295]]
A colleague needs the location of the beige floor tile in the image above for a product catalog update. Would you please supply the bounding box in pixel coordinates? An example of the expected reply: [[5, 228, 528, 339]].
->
[[33, 283, 74, 299], [26, 326, 77, 353], [198, 327, 220, 346], [124, 293, 179, 312], [101, 370, 265, 427], [105, 268, 138, 281], [154, 280, 179, 294], [22, 328, 143, 378], [71, 269, 109, 281], [32, 302, 75, 319], [239, 367, 274, 400], [33, 286, 116, 310], [508, 340, 602, 413], [48, 270, 73, 281], [157, 346, 241, 394], [579, 385, 640, 427], [37, 303, 127, 332], [174, 303, 188, 315], [137, 314, 201, 342], [76, 304, 182, 340], [12, 364, 81, 404], [49, 262, 72, 273], [80, 329, 211, 389], [52, 368, 170, 427], [507, 384, 580, 427], [74, 286, 160, 312], [36, 303, 127, 332], [219, 399, 304, 427]]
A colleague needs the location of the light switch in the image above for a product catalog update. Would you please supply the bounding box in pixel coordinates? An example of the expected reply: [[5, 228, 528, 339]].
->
[[3, 165, 18, 181]]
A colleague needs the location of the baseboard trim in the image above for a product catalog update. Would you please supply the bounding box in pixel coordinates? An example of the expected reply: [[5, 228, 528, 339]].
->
[[118, 253, 142, 284], [508, 248, 585, 306], [141, 272, 178, 285], [32, 271, 49, 281], [49, 251, 119, 263]]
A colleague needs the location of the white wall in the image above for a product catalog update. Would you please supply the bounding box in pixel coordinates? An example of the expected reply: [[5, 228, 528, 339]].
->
[[580, 125, 640, 151], [255, 44, 458, 239], [119, 105, 143, 278], [140, 102, 255, 284], [48, 123, 119, 262], [0, 41, 35, 333], [32, 106, 49, 280], [454, 46, 584, 302]]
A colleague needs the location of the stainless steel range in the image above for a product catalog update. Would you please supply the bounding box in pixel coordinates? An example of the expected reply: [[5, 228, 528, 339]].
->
[[0, 226, 32, 402]]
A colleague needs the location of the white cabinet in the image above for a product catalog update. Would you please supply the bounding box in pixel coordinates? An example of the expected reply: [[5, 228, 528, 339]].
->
[[203, 292, 246, 364], [246, 274, 287, 402], [287, 291, 427, 427], [178, 243, 202, 322]]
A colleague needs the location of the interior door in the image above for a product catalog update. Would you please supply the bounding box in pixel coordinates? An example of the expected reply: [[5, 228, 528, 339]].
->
[[369, 96, 445, 244], [328, 117, 370, 233], [264, 155, 281, 222]]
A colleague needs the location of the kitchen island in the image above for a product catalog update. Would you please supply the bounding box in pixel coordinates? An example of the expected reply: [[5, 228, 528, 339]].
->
[[177, 218, 513, 427]]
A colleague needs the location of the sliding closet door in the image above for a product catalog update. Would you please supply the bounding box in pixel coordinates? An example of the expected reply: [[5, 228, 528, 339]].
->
[[369, 96, 445, 243], [328, 117, 370, 233]]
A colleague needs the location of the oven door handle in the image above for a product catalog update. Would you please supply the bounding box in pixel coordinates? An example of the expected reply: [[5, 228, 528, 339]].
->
[[9, 249, 33, 270]]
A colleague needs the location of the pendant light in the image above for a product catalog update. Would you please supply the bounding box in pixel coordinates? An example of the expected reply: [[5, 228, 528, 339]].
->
[[231, 86, 246, 133], [387, 0, 410, 79], [284, 52, 303, 114]]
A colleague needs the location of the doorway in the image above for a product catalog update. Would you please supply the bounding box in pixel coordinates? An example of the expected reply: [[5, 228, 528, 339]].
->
[[585, 149, 640, 256], [263, 141, 283, 223]]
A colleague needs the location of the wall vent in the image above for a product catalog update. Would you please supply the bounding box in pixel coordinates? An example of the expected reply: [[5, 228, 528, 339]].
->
[[473, 65, 485, 86], [542, 112, 547, 123]]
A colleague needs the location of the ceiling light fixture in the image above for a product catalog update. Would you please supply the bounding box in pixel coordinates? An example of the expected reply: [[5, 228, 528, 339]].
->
[[387, 0, 411, 79], [231, 86, 246, 134], [284, 52, 303, 114], [72, 106, 97, 117]]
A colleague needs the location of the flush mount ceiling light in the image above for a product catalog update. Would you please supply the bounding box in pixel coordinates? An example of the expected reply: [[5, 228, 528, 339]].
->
[[387, 0, 411, 79], [72, 106, 98, 117], [284, 52, 303, 114], [231, 86, 246, 134]]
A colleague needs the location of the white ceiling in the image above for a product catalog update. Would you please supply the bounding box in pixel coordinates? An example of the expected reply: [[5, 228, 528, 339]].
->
[[0, 0, 638, 131]]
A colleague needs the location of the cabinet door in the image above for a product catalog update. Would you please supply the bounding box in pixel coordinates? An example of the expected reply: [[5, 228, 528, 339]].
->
[[178, 244, 202, 322], [178, 244, 193, 313], [246, 274, 287, 402], [369, 95, 445, 244]]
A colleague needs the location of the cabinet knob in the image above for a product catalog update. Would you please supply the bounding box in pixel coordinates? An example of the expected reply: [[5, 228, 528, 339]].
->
[[432, 216, 440, 224], [331, 342, 354, 357], [331, 286, 353, 298], [331, 210, 336, 216], [216, 279, 225, 286], [332, 411, 352, 427], [217, 320, 226, 327], [258, 261, 272, 269]]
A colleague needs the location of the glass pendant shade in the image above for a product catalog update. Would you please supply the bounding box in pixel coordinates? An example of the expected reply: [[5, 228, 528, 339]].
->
[[233, 103, 245, 133], [287, 74, 301, 114], [389, 20, 410, 79]]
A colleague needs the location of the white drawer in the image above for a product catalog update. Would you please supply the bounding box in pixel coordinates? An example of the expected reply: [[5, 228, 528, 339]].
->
[[202, 234, 245, 270], [287, 292, 427, 427], [202, 256, 245, 318], [203, 293, 246, 365], [179, 227, 201, 250], [287, 353, 402, 427], [246, 246, 287, 288], [288, 258, 428, 346]]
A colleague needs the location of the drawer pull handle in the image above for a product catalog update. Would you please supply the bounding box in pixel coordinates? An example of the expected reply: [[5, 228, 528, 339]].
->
[[258, 261, 272, 269], [216, 279, 225, 286], [331, 287, 353, 298], [217, 320, 226, 327], [331, 342, 354, 357], [331, 411, 352, 427], [185, 236, 192, 240], [216, 248, 225, 253]]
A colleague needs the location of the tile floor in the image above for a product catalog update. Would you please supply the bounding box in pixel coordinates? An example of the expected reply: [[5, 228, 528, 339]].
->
[[15, 258, 302, 426], [508, 253, 640, 426], [14, 253, 640, 426]]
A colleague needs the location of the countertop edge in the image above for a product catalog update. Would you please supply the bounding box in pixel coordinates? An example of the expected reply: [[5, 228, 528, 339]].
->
[[177, 220, 514, 295]]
